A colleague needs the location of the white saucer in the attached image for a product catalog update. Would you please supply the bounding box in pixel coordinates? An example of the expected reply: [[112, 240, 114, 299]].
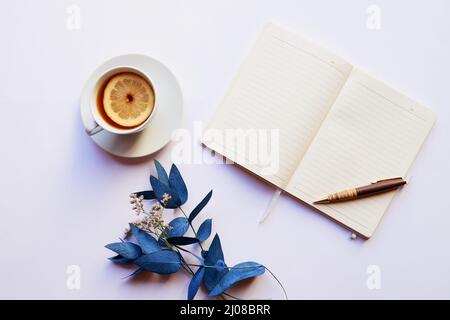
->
[[80, 54, 183, 158]]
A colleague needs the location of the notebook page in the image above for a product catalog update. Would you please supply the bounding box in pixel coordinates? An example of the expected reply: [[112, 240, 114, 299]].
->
[[203, 23, 353, 188], [286, 68, 435, 238]]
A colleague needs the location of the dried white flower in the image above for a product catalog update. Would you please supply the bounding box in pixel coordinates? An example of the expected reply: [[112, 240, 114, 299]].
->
[[126, 192, 172, 236], [162, 193, 172, 206], [129, 193, 145, 215], [151, 202, 162, 214]]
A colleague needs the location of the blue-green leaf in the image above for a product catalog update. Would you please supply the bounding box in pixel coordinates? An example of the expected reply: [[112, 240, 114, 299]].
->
[[189, 190, 212, 223], [188, 267, 205, 300], [158, 217, 190, 247], [208, 262, 265, 297], [167, 236, 199, 246], [167, 217, 189, 237], [135, 250, 181, 274], [214, 259, 226, 273], [197, 219, 212, 242], [154, 160, 169, 186], [150, 175, 180, 208], [105, 242, 142, 260], [168, 164, 188, 205], [108, 255, 133, 264], [203, 234, 228, 291], [134, 190, 155, 200], [129, 223, 160, 254]]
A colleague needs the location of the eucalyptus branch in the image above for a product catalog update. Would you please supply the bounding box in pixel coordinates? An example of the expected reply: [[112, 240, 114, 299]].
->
[[106, 160, 286, 300]]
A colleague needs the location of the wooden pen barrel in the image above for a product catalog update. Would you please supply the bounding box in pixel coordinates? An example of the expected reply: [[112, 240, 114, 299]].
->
[[320, 177, 406, 203], [327, 188, 358, 202]]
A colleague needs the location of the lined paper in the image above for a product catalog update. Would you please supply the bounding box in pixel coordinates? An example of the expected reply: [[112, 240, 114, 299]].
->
[[286, 68, 435, 237], [203, 23, 352, 188], [203, 23, 435, 238]]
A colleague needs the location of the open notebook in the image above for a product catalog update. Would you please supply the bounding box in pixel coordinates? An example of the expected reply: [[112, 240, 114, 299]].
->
[[202, 23, 435, 238]]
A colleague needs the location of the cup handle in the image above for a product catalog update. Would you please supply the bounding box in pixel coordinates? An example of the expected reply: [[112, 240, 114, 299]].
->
[[86, 122, 104, 136]]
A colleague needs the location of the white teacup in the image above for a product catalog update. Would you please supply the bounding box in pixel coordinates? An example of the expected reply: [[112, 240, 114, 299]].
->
[[86, 66, 158, 136]]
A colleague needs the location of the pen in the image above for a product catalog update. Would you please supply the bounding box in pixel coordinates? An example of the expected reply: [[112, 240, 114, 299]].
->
[[313, 177, 407, 204]]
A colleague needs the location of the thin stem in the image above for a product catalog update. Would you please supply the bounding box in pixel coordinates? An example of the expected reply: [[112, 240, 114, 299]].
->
[[178, 252, 195, 275], [264, 266, 288, 300], [222, 292, 243, 300], [173, 246, 194, 275], [180, 260, 194, 275], [173, 245, 204, 262], [178, 206, 205, 251]]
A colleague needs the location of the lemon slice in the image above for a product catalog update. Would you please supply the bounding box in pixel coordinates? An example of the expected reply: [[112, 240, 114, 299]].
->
[[103, 73, 154, 127]]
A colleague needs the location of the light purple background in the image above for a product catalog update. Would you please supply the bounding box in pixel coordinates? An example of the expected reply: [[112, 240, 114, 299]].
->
[[1, 0, 449, 299]]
